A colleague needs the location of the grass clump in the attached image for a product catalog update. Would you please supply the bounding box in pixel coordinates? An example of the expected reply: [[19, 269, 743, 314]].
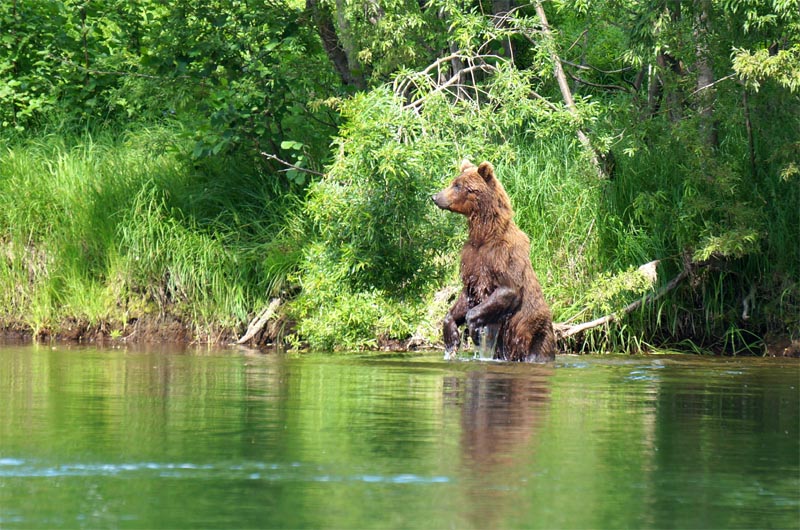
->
[[0, 123, 305, 340]]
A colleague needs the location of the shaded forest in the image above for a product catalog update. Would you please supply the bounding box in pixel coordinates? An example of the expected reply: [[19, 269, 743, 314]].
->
[[0, 0, 797, 354]]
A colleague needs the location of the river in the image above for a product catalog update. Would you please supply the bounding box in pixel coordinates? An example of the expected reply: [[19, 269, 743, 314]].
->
[[0, 344, 798, 529]]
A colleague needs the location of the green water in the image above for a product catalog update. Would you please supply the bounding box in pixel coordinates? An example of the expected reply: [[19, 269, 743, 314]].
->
[[0, 345, 797, 529]]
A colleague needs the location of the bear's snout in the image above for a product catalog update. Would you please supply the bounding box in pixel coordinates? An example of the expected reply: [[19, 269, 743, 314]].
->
[[432, 191, 449, 210]]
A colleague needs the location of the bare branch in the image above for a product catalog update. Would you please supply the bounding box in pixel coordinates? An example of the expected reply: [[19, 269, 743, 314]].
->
[[237, 298, 282, 345], [565, 70, 631, 92], [561, 58, 632, 75], [260, 152, 325, 177], [393, 51, 505, 105], [687, 72, 736, 98], [403, 63, 498, 110], [554, 262, 691, 340], [565, 29, 589, 54], [528, 90, 560, 111]]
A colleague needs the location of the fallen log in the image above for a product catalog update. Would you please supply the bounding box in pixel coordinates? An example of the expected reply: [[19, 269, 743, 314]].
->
[[554, 260, 691, 340]]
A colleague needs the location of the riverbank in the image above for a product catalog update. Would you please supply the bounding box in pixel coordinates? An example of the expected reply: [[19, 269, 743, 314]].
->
[[3, 315, 798, 358], [1, 123, 797, 357]]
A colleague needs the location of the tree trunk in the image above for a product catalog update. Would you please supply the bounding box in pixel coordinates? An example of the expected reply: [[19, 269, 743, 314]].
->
[[437, 7, 470, 102], [693, 0, 718, 148], [647, 61, 662, 116], [492, 0, 515, 60], [306, 0, 366, 89], [650, 4, 685, 122], [743, 88, 756, 179], [334, 0, 364, 83], [656, 52, 685, 121], [448, 42, 470, 101], [533, 1, 610, 179]]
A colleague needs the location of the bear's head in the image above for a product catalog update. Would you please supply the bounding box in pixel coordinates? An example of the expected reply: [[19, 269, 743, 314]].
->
[[432, 160, 506, 216]]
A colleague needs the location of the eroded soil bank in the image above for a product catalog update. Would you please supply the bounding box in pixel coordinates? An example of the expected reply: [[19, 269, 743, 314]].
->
[[1, 315, 229, 347], [2, 317, 798, 358]]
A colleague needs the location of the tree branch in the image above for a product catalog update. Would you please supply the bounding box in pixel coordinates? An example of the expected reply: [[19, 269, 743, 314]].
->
[[532, 1, 610, 179], [236, 298, 281, 345], [561, 58, 632, 75], [393, 53, 503, 101], [403, 63, 498, 110], [687, 72, 736, 98], [554, 261, 693, 340], [565, 70, 631, 92], [260, 152, 325, 177]]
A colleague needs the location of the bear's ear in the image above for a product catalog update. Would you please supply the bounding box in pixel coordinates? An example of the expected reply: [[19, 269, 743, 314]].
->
[[477, 161, 495, 183], [460, 159, 474, 172]]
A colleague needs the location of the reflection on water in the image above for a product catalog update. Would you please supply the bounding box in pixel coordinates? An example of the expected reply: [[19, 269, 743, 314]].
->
[[0, 344, 797, 529], [445, 368, 552, 529], [0, 459, 451, 484]]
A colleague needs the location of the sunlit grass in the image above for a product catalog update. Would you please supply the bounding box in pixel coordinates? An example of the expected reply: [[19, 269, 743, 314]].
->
[[0, 119, 795, 352], [0, 124, 304, 339]]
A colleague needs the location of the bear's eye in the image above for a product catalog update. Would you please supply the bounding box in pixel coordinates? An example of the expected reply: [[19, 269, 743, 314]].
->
[[453, 182, 462, 191]]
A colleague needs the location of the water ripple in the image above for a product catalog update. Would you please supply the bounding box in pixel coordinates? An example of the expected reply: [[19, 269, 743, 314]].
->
[[0, 459, 451, 484]]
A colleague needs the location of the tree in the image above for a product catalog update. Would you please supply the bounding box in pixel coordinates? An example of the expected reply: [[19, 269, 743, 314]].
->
[[306, 0, 367, 89]]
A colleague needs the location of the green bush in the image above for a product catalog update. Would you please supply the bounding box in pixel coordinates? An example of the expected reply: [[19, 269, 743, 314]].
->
[[289, 65, 585, 349]]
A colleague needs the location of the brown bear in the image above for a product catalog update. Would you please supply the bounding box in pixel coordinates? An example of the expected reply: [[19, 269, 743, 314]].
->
[[432, 160, 556, 362]]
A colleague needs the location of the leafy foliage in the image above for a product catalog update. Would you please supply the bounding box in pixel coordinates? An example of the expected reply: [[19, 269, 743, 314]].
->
[[1, 0, 798, 352], [0, 0, 341, 181]]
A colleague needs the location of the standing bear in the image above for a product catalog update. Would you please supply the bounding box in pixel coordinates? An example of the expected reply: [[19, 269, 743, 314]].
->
[[432, 160, 556, 362]]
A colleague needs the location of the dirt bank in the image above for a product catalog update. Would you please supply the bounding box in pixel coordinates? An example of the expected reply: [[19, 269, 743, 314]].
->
[[1, 315, 238, 347], [2, 317, 797, 357]]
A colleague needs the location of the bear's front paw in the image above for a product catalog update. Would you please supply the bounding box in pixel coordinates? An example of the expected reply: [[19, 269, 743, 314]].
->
[[465, 308, 483, 328]]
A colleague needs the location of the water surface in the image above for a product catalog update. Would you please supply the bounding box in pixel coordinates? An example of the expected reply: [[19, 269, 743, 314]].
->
[[1, 344, 798, 528]]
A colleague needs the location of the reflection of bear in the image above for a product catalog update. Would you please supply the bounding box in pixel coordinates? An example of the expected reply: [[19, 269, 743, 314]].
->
[[432, 160, 556, 362], [442, 368, 553, 529]]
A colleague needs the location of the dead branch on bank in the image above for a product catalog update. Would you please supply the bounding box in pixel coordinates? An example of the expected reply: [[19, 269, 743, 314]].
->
[[554, 258, 702, 340], [236, 298, 282, 345]]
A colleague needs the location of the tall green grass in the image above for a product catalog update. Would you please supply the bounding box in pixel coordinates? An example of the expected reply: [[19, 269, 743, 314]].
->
[[492, 140, 665, 353], [493, 125, 798, 354], [1, 116, 794, 352], [0, 124, 304, 339]]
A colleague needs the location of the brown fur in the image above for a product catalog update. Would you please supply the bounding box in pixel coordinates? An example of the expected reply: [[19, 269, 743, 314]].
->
[[432, 160, 556, 362]]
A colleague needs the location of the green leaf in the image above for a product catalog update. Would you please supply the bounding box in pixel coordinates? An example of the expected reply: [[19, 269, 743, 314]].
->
[[280, 140, 304, 151]]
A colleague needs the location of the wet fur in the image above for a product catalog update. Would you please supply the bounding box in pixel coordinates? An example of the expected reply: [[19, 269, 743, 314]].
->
[[433, 160, 556, 362]]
